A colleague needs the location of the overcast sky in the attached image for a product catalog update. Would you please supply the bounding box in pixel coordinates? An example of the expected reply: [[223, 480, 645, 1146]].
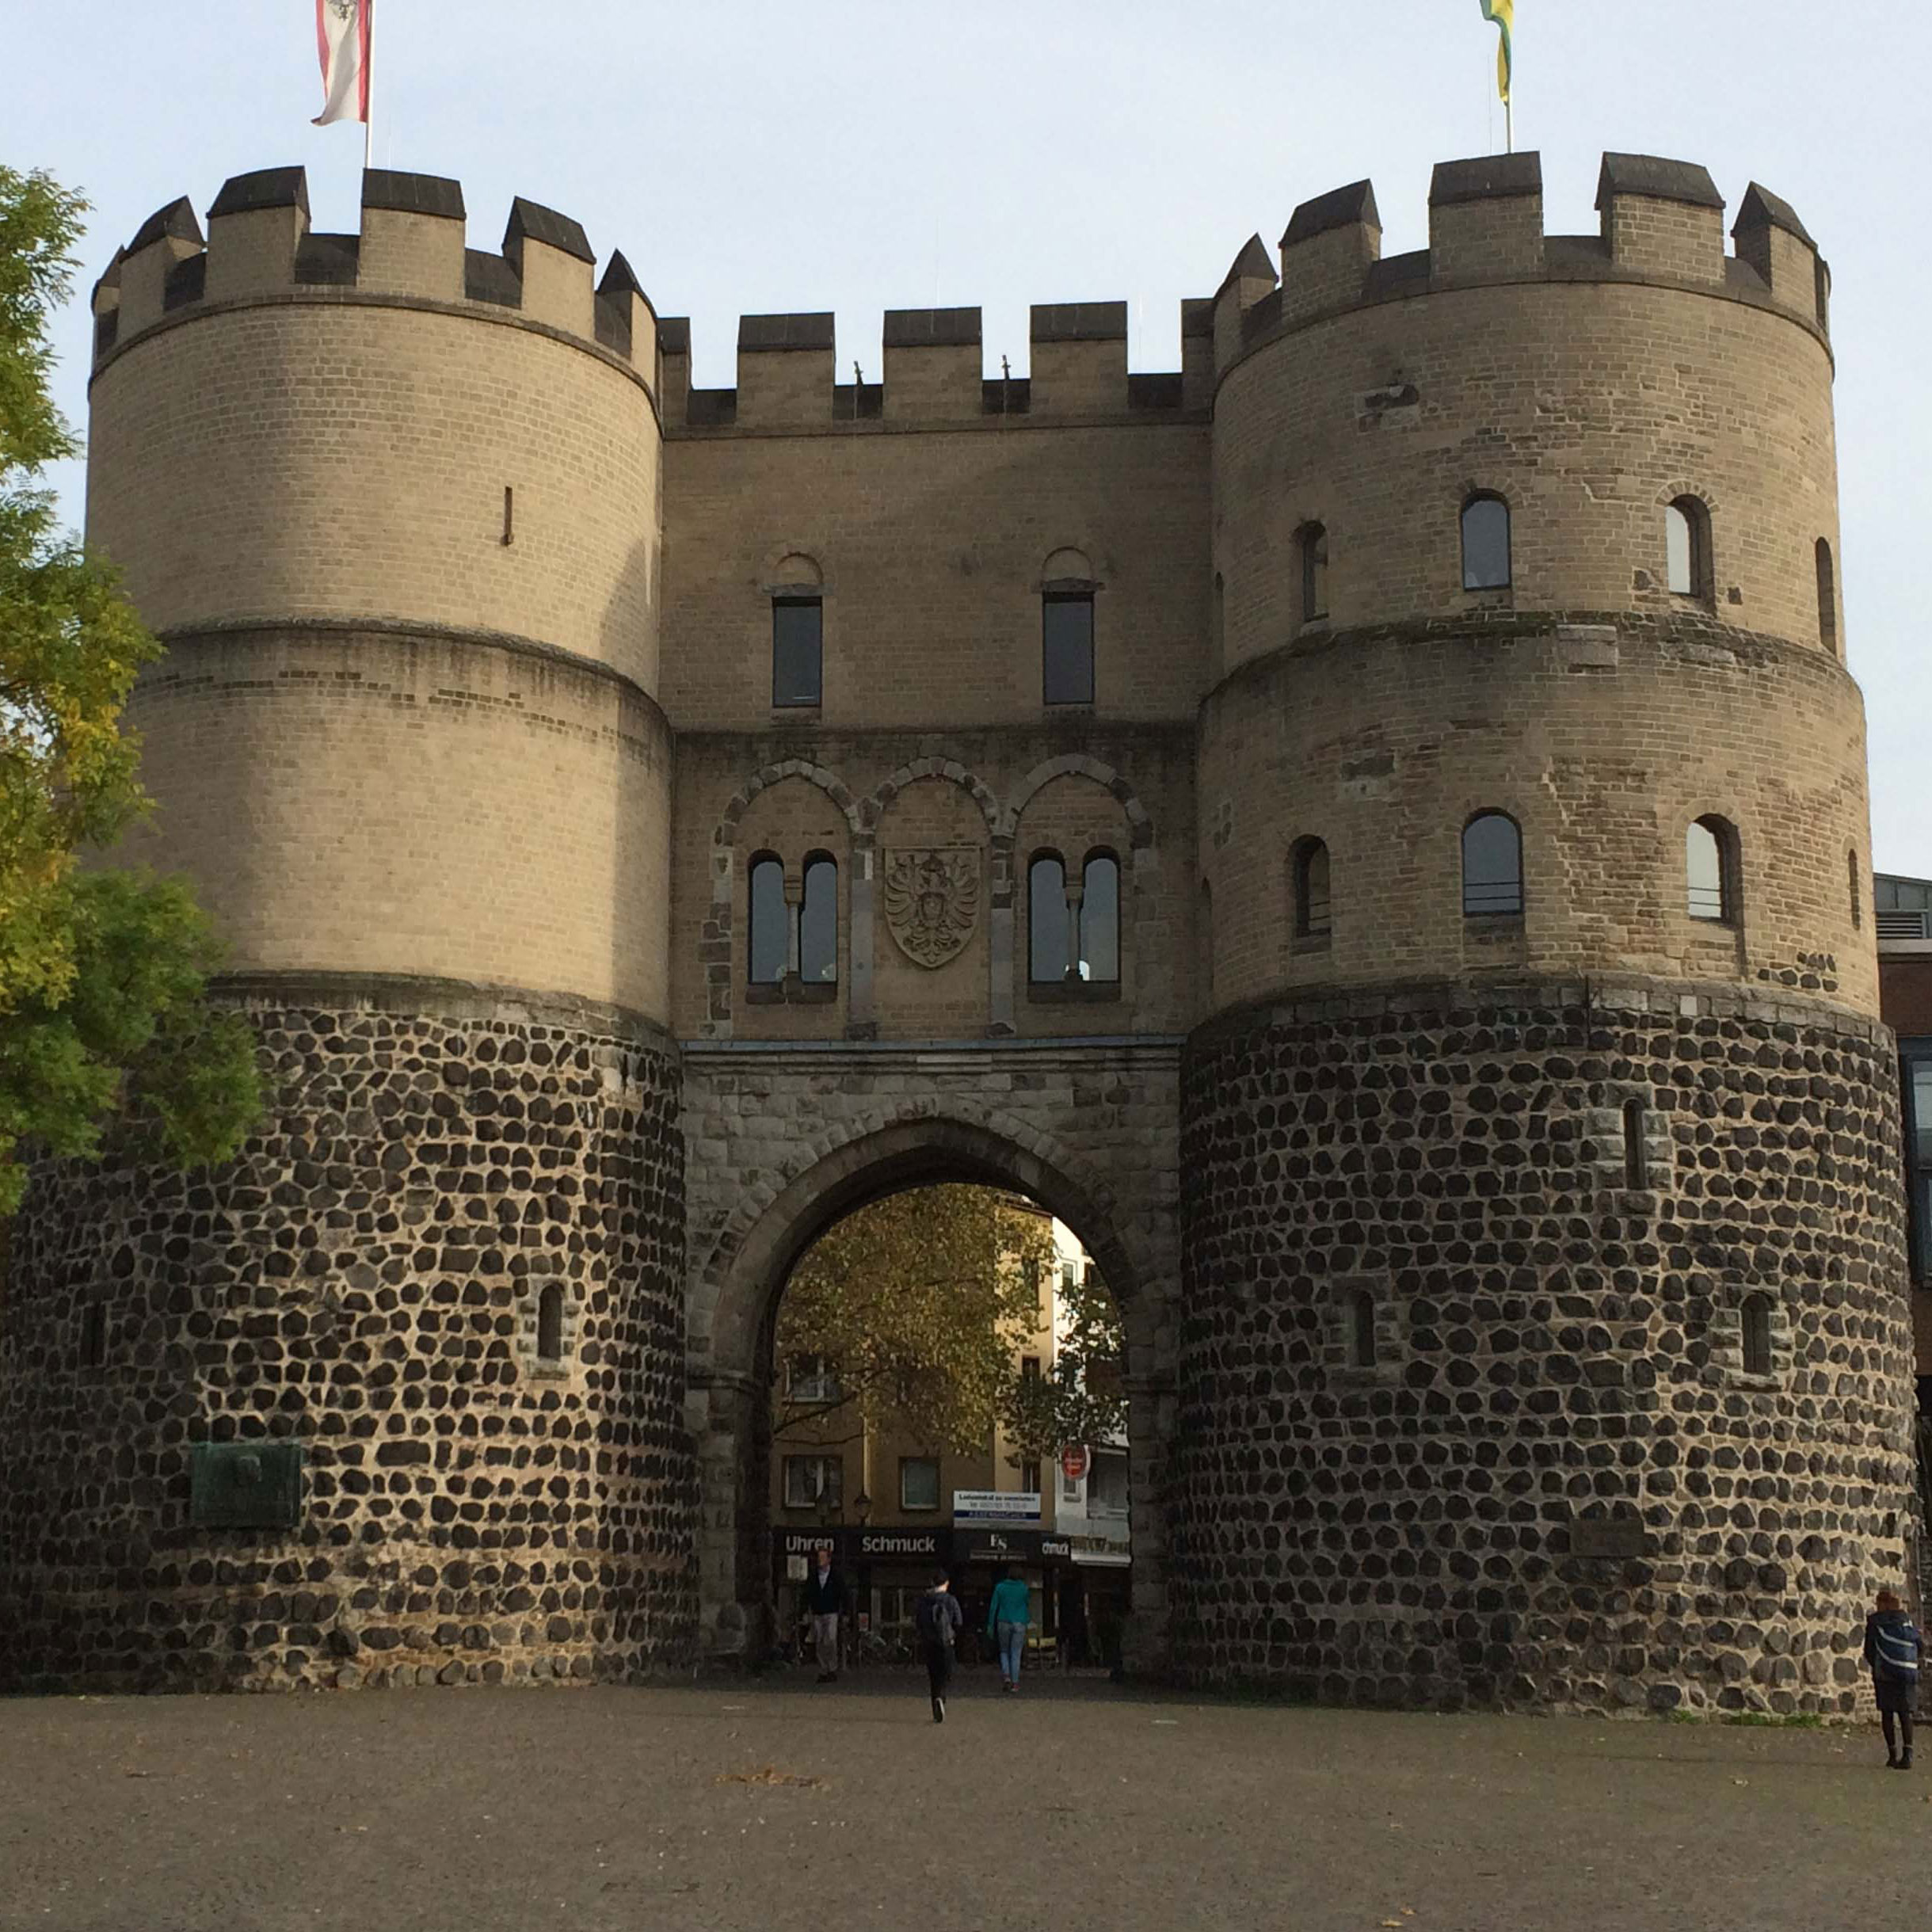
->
[[15, 2, 1931, 871]]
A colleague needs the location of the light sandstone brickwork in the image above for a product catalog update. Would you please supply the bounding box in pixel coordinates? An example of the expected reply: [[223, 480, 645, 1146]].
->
[[0, 149, 1919, 1709]]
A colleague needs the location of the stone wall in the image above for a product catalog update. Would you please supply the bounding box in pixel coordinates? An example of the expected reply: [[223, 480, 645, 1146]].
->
[[0, 989, 696, 1693], [1172, 977, 1918, 1713]]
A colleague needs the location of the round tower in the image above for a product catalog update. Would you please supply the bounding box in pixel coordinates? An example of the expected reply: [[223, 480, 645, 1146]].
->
[[0, 167, 692, 1690], [1179, 152, 1915, 1713]]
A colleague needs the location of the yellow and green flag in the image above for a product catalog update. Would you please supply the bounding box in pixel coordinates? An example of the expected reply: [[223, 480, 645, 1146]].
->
[[1478, 0, 1514, 105]]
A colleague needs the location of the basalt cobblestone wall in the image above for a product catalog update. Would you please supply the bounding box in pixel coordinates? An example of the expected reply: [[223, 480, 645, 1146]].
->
[[0, 993, 697, 1694], [1172, 978, 1917, 1715]]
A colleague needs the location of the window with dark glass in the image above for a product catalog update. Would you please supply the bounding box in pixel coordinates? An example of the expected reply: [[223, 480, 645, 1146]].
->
[[789, 1355, 843, 1404], [1080, 852, 1120, 982], [1686, 817, 1737, 924], [537, 1282, 564, 1363], [1461, 813, 1522, 917], [1300, 524, 1329, 623], [1741, 1294, 1774, 1377], [772, 596, 823, 707], [900, 1458, 940, 1511], [1461, 494, 1511, 590], [783, 1454, 842, 1511], [1030, 854, 1069, 981], [748, 855, 787, 983], [1667, 497, 1711, 598], [1293, 837, 1332, 940], [1042, 593, 1095, 706], [799, 854, 837, 983]]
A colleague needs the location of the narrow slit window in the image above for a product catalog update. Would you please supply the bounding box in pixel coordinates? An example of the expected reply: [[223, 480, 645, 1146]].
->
[[748, 855, 788, 984], [1300, 524, 1329, 623], [1029, 854, 1069, 982], [1666, 497, 1710, 598], [537, 1283, 565, 1364], [1462, 813, 1523, 918], [1741, 1293, 1774, 1377], [80, 1303, 107, 1370], [772, 596, 823, 707], [1461, 494, 1511, 591], [1686, 817, 1737, 924], [1042, 593, 1096, 706], [1080, 852, 1120, 983], [1815, 539, 1838, 653], [1293, 837, 1332, 940], [799, 854, 838, 983], [1622, 1097, 1648, 1191], [1345, 1290, 1377, 1370]]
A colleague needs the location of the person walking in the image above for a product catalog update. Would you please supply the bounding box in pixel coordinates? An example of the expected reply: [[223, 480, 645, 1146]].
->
[[1863, 1586, 1922, 1770], [805, 1542, 844, 1684], [987, 1564, 1031, 1694], [916, 1568, 963, 1724]]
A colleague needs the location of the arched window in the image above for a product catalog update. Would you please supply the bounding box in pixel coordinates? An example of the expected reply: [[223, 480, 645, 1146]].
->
[[1299, 524, 1329, 623], [1462, 813, 1523, 917], [1622, 1097, 1648, 1191], [1461, 493, 1511, 591], [1741, 1293, 1774, 1377], [1344, 1289, 1377, 1370], [537, 1282, 565, 1364], [1666, 497, 1711, 599], [1850, 848, 1862, 930], [799, 853, 838, 983], [1080, 852, 1120, 983], [1686, 817, 1738, 924], [1292, 837, 1332, 940], [748, 854, 787, 984], [1816, 538, 1837, 652], [1029, 853, 1069, 982]]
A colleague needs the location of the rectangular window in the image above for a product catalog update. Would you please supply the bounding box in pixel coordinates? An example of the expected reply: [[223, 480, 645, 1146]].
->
[[1021, 1458, 1042, 1495], [1042, 593, 1095, 706], [787, 1355, 842, 1404], [1022, 1355, 1042, 1386], [772, 597, 823, 707], [1907, 1046, 1932, 1286], [900, 1457, 941, 1511], [1088, 1450, 1129, 1516], [783, 1454, 842, 1511]]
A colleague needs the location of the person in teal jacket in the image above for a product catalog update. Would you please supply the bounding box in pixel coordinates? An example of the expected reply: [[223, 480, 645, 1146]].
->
[[987, 1566, 1031, 1692]]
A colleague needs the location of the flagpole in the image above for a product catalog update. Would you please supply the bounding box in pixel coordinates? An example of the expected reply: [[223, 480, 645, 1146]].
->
[[363, 1, 375, 172]]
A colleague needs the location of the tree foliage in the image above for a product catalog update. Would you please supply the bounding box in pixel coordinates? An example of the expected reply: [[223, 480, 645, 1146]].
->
[[772, 1185, 1058, 1454], [0, 165, 259, 1213], [998, 1252, 1127, 1462]]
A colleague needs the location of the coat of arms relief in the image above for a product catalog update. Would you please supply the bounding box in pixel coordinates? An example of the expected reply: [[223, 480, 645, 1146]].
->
[[882, 846, 981, 969]]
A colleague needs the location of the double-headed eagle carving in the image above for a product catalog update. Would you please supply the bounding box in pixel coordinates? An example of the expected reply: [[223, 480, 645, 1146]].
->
[[882, 846, 981, 970]]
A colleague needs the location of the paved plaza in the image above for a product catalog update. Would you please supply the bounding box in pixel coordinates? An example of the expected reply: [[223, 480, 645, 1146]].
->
[[0, 1674, 1920, 1932]]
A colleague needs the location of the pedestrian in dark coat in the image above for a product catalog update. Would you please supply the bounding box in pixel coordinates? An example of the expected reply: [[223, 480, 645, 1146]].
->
[[1863, 1587, 1922, 1770], [915, 1570, 964, 1724]]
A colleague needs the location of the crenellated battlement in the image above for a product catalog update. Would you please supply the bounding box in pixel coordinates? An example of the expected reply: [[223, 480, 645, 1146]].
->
[[1217, 150, 1830, 373], [91, 166, 658, 381]]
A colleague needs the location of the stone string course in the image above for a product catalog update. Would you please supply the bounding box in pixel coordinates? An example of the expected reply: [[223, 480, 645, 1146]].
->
[[0, 1001, 696, 1694], [1173, 985, 1917, 1714]]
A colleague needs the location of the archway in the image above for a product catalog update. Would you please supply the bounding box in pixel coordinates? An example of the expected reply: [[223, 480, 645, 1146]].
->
[[686, 1114, 1172, 1669]]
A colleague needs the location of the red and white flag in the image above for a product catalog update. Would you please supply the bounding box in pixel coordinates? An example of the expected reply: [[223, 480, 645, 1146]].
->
[[313, 0, 372, 127]]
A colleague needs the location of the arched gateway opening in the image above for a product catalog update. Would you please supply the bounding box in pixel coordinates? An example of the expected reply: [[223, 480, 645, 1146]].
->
[[684, 1115, 1173, 1669]]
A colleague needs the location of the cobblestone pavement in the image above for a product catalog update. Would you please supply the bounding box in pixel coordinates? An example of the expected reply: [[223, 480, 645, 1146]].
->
[[0, 1672, 1920, 1932]]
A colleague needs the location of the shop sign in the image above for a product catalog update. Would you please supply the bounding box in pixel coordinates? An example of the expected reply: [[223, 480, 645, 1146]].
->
[[952, 1489, 1042, 1525], [773, 1526, 955, 1567], [855, 1527, 947, 1561], [958, 1528, 1074, 1566], [1060, 1445, 1090, 1481]]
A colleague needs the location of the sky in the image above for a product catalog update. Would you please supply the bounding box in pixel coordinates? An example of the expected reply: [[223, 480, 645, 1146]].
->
[[13, 1, 1932, 871]]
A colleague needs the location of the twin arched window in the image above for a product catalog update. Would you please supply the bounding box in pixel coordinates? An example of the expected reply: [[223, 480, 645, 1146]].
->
[[1461, 813, 1523, 917], [1030, 851, 1120, 983], [749, 852, 839, 984]]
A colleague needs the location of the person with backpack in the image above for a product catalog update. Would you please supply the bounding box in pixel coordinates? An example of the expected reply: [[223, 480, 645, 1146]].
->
[[915, 1569, 963, 1724], [1863, 1587, 1922, 1770], [986, 1564, 1031, 1693]]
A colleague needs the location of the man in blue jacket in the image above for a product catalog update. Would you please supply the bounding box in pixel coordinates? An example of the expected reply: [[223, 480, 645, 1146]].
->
[[1863, 1587, 1922, 1770]]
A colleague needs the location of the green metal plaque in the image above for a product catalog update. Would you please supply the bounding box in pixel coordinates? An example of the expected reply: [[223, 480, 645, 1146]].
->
[[189, 1440, 306, 1530]]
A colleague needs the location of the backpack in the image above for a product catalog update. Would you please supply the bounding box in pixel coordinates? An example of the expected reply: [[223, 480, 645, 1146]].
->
[[916, 1590, 953, 1644]]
